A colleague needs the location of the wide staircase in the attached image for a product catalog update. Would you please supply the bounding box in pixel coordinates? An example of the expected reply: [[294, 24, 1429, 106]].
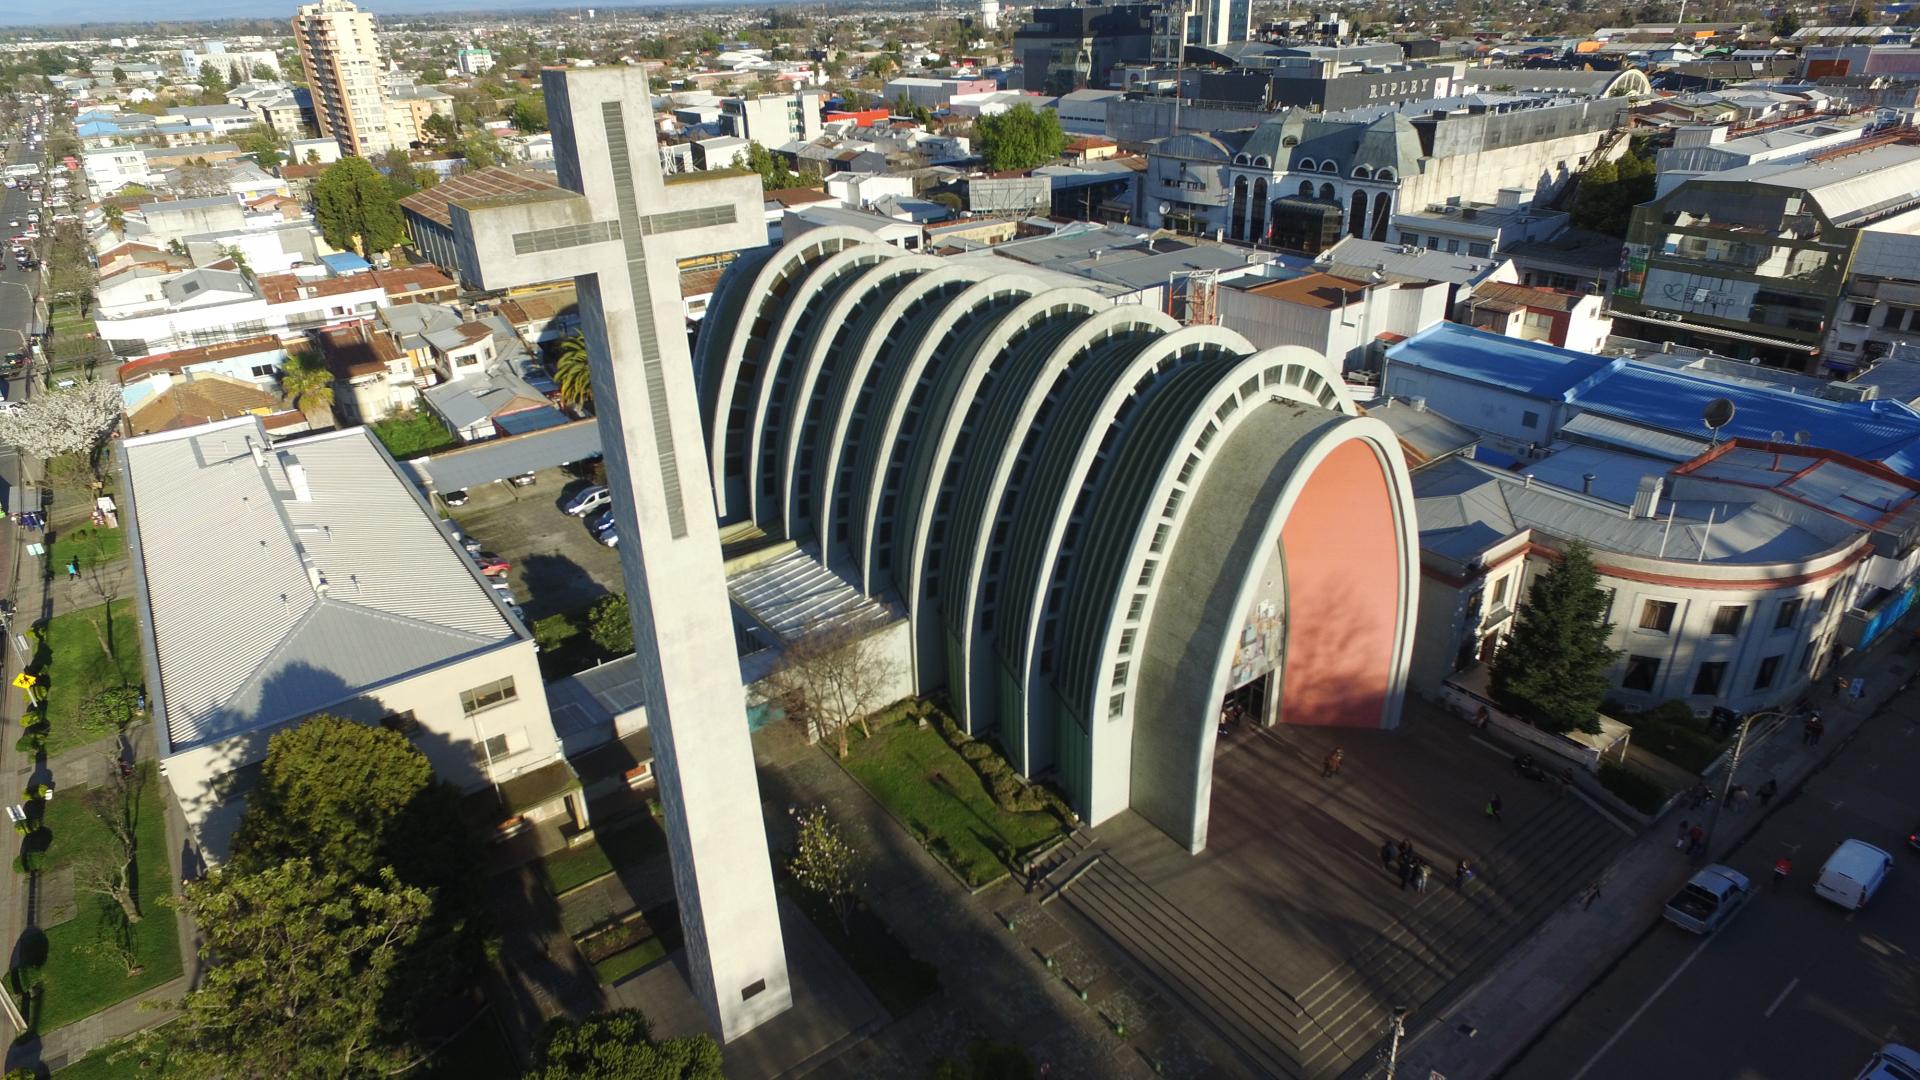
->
[[1059, 791, 1628, 1079]]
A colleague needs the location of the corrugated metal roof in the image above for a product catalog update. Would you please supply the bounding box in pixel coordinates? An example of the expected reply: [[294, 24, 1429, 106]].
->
[[123, 418, 518, 752], [726, 547, 897, 641], [1560, 412, 1710, 461], [1387, 322, 1618, 397], [419, 419, 603, 492]]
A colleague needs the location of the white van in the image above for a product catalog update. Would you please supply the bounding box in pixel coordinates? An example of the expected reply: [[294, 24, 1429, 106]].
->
[[1815, 839, 1893, 911]]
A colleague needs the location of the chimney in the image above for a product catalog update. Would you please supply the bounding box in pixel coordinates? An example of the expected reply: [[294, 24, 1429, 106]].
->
[[246, 436, 265, 468], [283, 453, 312, 502], [1632, 474, 1664, 518], [1582, 472, 1596, 494]]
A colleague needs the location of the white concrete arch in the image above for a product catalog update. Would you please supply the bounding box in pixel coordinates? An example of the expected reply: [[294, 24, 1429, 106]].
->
[[745, 242, 902, 528], [947, 304, 1183, 735], [1080, 345, 1355, 826], [704, 227, 875, 518], [896, 288, 1110, 694], [1007, 325, 1254, 772]]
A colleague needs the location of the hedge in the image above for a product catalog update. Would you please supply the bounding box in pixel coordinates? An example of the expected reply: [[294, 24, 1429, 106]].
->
[[1598, 762, 1671, 814]]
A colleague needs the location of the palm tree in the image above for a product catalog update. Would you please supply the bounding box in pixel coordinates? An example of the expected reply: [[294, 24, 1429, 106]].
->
[[102, 203, 125, 240], [553, 334, 593, 411], [279, 350, 336, 424]]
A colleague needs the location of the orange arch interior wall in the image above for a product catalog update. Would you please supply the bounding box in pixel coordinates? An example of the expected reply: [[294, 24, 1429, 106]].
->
[[1277, 439, 1401, 728]]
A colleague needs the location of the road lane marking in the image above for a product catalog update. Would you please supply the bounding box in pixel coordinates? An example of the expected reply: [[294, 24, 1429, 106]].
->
[[1763, 977, 1800, 1018], [1568, 934, 1714, 1080]]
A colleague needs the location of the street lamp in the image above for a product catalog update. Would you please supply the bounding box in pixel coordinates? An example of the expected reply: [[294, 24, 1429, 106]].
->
[[1382, 1005, 1409, 1079]]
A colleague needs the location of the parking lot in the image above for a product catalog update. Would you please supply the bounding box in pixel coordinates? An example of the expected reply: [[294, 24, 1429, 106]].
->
[[446, 468, 623, 620]]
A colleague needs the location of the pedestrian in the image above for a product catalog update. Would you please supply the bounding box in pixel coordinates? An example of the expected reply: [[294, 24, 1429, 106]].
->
[[1729, 785, 1749, 813], [1322, 748, 1344, 778], [1834, 672, 1849, 697], [1772, 856, 1792, 889], [1398, 855, 1415, 890], [1758, 778, 1778, 808], [1414, 860, 1431, 893], [1674, 818, 1690, 850], [1397, 836, 1413, 863], [1581, 880, 1602, 910], [1455, 858, 1474, 889], [1801, 715, 1817, 746], [1380, 839, 1397, 872], [1687, 823, 1705, 856], [1810, 715, 1826, 745], [1486, 794, 1503, 823], [65, 558, 77, 581]]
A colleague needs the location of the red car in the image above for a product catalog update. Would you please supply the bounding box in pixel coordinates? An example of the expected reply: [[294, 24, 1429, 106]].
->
[[476, 553, 511, 577]]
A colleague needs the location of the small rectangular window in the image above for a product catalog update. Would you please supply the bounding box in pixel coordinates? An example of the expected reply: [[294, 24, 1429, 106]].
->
[[1638, 599, 1676, 633], [1127, 594, 1146, 621], [460, 676, 517, 715], [1108, 693, 1125, 718], [1111, 662, 1129, 688], [1622, 654, 1661, 692], [1754, 654, 1781, 690], [1851, 303, 1873, 324], [1521, 411, 1540, 429], [1711, 605, 1746, 636], [1692, 661, 1727, 696], [1774, 598, 1802, 631], [1488, 574, 1509, 609]]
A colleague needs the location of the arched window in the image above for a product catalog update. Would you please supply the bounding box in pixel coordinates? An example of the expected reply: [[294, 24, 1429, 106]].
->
[[1253, 155, 1270, 168], [1281, 135, 1299, 147], [1230, 177, 1249, 242], [1352, 165, 1372, 179], [1321, 160, 1339, 173], [1233, 153, 1249, 165], [1349, 190, 1368, 238], [1376, 168, 1395, 182], [1371, 190, 1392, 241], [1249, 178, 1269, 244], [1297, 158, 1317, 172], [1319, 182, 1336, 201], [1298, 180, 1314, 198]]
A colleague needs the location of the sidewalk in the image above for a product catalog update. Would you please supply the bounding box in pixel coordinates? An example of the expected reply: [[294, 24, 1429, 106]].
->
[[1386, 639, 1915, 1080]]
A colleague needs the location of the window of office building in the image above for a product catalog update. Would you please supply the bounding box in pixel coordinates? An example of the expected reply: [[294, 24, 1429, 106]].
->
[[1692, 660, 1727, 696], [1710, 605, 1746, 636], [460, 676, 517, 715], [1622, 654, 1661, 692], [1639, 599, 1677, 632], [1774, 597, 1802, 631], [1754, 654, 1781, 690]]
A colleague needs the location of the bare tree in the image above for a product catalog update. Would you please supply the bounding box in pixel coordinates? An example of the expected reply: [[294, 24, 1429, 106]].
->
[[81, 760, 143, 925], [761, 621, 902, 758], [85, 916, 144, 976]]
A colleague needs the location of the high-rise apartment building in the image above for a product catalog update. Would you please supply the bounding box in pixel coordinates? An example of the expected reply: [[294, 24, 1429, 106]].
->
[[1153, 0, 1253, 64], [293, 0, 391, 157]]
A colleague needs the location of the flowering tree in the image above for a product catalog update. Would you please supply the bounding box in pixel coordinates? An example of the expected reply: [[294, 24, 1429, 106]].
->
[[788, 805, 860, 934], [0, 380, 123, 470]]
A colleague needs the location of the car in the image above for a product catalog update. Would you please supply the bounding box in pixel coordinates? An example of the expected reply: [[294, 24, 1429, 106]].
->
[[488, 578, 514, 597], [1855, 1044, 1920, 1080], [7, 220, 16, 228], [598, 526, 619, 547], [459, 536, 484, 556], [1662, 864, 1751, 934], [564, 485, 610, 516], [503, 602, 526, 625], [475, 553, 511, 577], [589, 507, 617, 535], [507, 471, 537, 488], [441, 488, 469, 507]]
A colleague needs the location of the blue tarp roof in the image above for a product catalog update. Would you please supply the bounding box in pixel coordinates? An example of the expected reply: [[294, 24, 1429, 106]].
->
[[1387, 323, 1618, 398], [320, 252, 372, 274]]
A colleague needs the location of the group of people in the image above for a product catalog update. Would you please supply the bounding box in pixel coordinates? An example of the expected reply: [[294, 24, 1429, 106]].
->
[[1381, 836, 1475, 894]]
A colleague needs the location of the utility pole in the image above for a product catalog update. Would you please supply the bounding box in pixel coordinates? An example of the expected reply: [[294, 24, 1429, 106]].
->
[[1383, 1005, 1409, 1079], [1701, 708, 1779, 854]]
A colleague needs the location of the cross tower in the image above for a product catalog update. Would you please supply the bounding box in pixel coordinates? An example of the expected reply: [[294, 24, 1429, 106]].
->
[[450, 66, 791, 1040]]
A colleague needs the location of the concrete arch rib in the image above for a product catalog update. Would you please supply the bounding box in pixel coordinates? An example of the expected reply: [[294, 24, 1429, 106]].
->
[[745, 242, 901, 531], [897, 289, 1106, 698], [701, 228, 873, 519], [941, 303, 1183, 736], [778, 253, 943, 543], [1065, 347, 1356, 826], [848, 276, 1060, 597], [1132, 413, 1418, 853], [1002, 326, 1256, 774]]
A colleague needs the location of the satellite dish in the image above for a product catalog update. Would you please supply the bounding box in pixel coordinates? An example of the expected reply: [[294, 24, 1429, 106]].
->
[[1702, 397, 1736, 444], [1794, 430, 1811, 445], [1771, 429, 1785, 443]]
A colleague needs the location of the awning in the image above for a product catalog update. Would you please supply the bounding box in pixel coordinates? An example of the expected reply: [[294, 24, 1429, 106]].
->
[[1609, 309, 1819, 354]]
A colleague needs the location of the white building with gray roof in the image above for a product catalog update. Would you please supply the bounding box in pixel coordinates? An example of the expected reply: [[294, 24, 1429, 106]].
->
[[121, 417, 576, 863]]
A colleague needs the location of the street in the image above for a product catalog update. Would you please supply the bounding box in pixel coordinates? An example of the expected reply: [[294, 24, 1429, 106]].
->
[[0, 140, 43, 405], [1503, 684, 1920, 1080]]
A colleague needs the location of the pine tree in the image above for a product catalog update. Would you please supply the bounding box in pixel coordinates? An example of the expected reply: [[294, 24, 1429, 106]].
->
[[1488, 543, 1619, 735]]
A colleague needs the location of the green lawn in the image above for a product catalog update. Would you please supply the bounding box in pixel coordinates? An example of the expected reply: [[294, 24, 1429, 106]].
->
[[534, 814, 668, 895], [592, 935, 667, 984], [51, 1035, 177, 1079], [369, 409, 457, 460], [47, 526, 123, 575], [23, 766, 183, 1033], [841, 718, 1066, 887], [37, 600, 146, 758]]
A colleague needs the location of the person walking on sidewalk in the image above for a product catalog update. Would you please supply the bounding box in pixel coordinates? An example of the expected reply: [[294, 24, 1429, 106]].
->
[[1455, 858, 1475, 889], [1809, 714, 1826, 746], [1758, 778, 1779, 808], [1398, 852, 1415, 890], [1687, 823, 1705, 856], [1414, 860, 1431, 893], [1322, 748, 1344, 778], [1380, 840, 1397, 873], [1675, 818, 1690, 850], [65, 558, 77, 582], [1486, 793, 1503, 823]]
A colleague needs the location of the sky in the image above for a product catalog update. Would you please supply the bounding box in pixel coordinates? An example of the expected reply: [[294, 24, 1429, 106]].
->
[[0, 0, 723, 28]]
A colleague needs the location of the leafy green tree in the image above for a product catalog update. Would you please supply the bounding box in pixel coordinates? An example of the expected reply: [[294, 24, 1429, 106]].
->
[[312, 156, 404, 254], [1772, 9, 1802, 35], [458, 132, 502, 169], [1851, 0, 1877, 24], [509, 93, 549, 133], [528, 1010, 725, 1080], [156, 860, 434, 1079], [554, 333, 593, 409], [230, 717, 437, 880], [589, 592, 634, 656], [110, 66, 126, 84], [422, 111, 457, 144], [197, 63, 225, 96], [745, 140, 799, 190], [1569, 141, 1656, 238], [239, 123, 284, 169], [279, 349, 335, 421], [788, 805, 859, 932], [1488, 543, 1618, 735], [252, 62, 277, 81], [974, 104, 1069, 172]]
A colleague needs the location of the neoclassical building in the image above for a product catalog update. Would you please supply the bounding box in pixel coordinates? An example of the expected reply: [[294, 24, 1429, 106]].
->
[[697, 228, 1420, 850]]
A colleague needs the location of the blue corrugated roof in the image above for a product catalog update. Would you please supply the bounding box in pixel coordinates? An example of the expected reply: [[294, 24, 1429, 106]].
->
[[495, 406, 569, 435], [1569, 364, 1920, 461], [320, 252, 372, 274], [1386, 323, 1618, 398]]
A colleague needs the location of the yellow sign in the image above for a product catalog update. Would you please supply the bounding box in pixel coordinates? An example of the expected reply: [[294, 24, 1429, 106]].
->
[[11, 673, 35, 689]]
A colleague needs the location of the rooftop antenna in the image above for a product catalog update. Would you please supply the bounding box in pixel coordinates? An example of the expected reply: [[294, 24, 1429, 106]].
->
[[1702, 396, 1735, 446]]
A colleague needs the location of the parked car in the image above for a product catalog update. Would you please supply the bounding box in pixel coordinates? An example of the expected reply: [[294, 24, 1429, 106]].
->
[[598, 526, 619, 548], [441, 489, 470, 507], [1855, 1044, 1920, 1080], [589, 507, 617, 536], [476, 553, 511, 577], [1815, 839, 1894, 910], [1662, 864, 1750, 934], [565, 485, 610, 516], [507, 471, 537, 488]]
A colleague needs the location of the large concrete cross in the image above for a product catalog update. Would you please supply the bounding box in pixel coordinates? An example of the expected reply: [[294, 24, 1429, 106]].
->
[[451, 66, 791, 1041]]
